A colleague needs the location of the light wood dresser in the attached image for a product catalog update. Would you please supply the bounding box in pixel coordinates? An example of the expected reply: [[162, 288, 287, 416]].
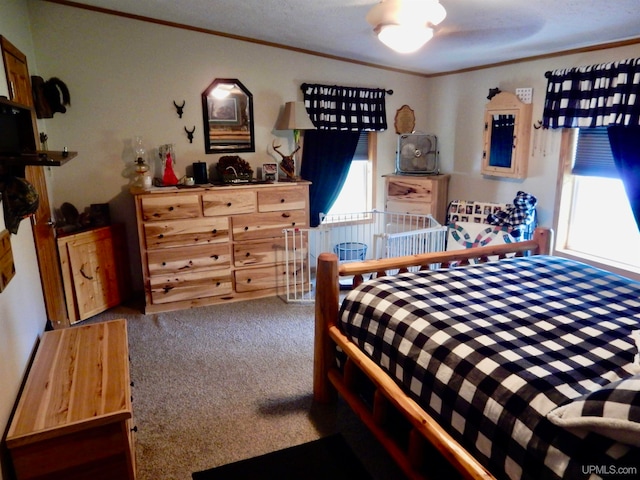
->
[[6, 319, 136, 480], [133, 181, 310, 313], [384, 174, 450, 224]]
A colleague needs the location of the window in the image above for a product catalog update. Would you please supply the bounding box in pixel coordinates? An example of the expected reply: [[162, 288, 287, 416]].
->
[[555, 128, 640, 277], [325, 131, 375, 216]]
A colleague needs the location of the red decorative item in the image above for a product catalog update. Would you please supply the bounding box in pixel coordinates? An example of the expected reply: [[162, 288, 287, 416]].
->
[[162, 151, 179, 186]]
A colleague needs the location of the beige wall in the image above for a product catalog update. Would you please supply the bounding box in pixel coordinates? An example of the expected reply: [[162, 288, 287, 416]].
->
[[26, 3, 640, 290], [27, 0, 431, 289], [0, 2, 48, 480], [423, 43, 640, 227]]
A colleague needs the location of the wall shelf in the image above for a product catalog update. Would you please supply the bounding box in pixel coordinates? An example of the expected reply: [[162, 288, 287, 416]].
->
[[0, 150, 77, 167]]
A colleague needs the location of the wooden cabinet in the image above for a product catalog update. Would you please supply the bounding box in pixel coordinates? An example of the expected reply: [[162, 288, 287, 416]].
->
[[134, 182, 310, 313], [481, 91, 532, 179], [384, 174, 450, 224], [57, 225, 130, 324], [6, 319, 136, 480]]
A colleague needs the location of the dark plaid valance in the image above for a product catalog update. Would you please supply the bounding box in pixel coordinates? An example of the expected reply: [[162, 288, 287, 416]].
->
[[301, 83, 388, 131], [542, 57, 640, 128]]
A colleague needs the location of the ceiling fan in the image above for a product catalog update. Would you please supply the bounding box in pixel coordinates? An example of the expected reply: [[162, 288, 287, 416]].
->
[[366, 0, 447, 54]]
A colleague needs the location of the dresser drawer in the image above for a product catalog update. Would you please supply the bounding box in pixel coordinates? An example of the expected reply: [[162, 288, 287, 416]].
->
[[386, 178, 434, 202], [231, 210, 307, 241], [235, 262, 309, 292], [234, 238, 290, 267], [386, 200, 434, 216], [202, 190, 256, 216], [150, 271, 233, 304], [257, 186, 307, 212], [140, 194, 202, 221], [147, 243, 230, 276], [144, 217, 228, 249]]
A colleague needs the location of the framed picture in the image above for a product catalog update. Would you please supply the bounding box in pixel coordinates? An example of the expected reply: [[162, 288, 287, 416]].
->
[[262, 163, 277, 181], [208, 97, 239, 124]]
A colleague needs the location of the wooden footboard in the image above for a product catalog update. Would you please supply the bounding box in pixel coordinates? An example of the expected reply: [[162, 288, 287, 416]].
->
[[313, 227, 552, 480]]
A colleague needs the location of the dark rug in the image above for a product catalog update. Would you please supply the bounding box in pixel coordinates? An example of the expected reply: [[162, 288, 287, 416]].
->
[[192, 434, 372, 479]]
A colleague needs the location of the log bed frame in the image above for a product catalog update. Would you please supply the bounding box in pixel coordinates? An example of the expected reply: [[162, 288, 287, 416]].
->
[[313, 227, 553, 480]]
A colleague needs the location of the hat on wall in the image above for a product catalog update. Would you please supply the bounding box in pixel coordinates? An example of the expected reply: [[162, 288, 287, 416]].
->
[[31, 76, 71, 119]]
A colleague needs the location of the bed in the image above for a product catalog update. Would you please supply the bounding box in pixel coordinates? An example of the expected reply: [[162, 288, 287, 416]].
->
[[313, 227, 640, 479]]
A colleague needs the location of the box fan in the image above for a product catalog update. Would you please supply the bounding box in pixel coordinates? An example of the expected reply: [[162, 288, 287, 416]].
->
[[395, 133, 439, 175]]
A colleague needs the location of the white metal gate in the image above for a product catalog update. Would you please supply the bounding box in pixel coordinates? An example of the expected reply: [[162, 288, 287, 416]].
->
[[283, 210, 446, 303]]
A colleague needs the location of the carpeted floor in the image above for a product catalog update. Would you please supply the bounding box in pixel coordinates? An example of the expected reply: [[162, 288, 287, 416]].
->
[[86, 295, 406, 480]]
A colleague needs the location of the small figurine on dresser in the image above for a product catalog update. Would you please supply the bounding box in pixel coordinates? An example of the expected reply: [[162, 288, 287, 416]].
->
[[159, 144, 179, 186]]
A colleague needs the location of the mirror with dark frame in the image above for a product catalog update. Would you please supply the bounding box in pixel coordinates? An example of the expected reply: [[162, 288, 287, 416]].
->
[[201, 78, 254, 154]]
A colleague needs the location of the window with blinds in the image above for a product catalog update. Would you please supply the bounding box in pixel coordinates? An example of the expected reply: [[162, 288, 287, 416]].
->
[[572, 127, 618, 178]]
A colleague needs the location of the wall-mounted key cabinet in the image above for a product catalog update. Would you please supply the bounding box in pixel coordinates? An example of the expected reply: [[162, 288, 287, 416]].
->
[[134, 182, 310, 313], [481, 92, 532, 179]]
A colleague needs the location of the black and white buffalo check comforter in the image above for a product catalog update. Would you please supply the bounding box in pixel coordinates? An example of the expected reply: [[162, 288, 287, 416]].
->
[[338, 256, 640, 480]]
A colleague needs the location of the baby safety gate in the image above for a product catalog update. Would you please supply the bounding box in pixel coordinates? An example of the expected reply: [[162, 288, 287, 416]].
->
[[282, 210, 446, 303]]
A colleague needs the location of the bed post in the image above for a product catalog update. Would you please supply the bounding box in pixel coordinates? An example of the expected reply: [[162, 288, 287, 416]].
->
[[533, 227, 553, 255], [313, 252, 340, 403]]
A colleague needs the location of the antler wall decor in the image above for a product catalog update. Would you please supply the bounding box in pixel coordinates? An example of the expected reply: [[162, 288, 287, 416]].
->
[[272, 140, 300, 180], [185, 126, 195, 143], [174, 100, 185, 118]]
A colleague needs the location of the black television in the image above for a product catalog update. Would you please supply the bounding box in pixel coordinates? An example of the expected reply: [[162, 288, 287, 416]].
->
[[0, 96, 37, 158]]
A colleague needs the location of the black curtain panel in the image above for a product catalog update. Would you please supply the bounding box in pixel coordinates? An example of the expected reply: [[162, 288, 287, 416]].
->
[[607, 126, 640, 229], [300, 129, 360, 226]]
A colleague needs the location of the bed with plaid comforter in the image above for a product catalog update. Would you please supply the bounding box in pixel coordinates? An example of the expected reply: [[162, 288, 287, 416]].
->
[[339, 256, 640, 479]]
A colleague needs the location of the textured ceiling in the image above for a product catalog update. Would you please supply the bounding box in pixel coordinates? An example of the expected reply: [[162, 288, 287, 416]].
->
[[59, 0, 640, 75]]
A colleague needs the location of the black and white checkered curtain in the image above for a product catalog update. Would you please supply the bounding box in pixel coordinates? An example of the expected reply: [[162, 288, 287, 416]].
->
[[542, 57, 640, 128], [301, 83, 388, 131]]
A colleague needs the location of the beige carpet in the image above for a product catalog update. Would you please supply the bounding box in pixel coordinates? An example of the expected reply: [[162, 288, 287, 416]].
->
[[88, 296, 405, 480]]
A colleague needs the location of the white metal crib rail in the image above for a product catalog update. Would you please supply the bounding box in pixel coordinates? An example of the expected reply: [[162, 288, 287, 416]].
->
[[282, 211, 446, 303]]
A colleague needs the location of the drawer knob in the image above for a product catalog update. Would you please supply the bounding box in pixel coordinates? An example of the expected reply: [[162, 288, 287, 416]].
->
[[216, 281, 221, 287], [245, 252, 251, 257], [158, 234, 164, 239], [212, 229, 217, 234], [169, 206, 174, 211], [131, 426, 138, 433], [280, 198, 285, 203], [162, 262, 166, 266], [212, 254, 218, 260], [244, 226, 249, 231], [282, 212, 290, 218], [247, 278, 252, 283], [227, 202, 232, 207]]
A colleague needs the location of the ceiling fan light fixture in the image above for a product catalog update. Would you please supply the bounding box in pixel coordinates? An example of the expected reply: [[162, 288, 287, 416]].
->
[[376, 24, 433, 54], [366, 0, 446, 53]]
